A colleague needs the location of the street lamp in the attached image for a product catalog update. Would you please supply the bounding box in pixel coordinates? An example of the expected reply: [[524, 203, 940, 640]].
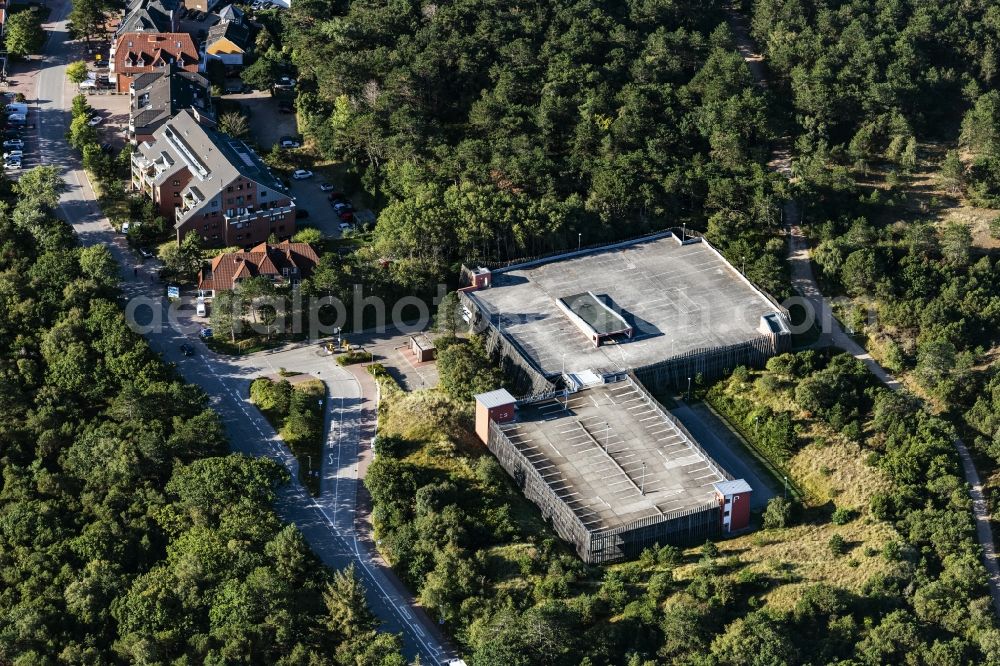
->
[[783, 475, 788, 499], [640, 461, 646, 495], [687, 376, 692, 400], [682, 223, 686, 241], [578, 232, 582, 250]]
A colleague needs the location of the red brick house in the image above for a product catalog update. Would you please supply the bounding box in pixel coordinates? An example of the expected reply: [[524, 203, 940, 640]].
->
[[132, 109, 296, 248], [111, 32, 199, 93], [197, 241, 320, 296]]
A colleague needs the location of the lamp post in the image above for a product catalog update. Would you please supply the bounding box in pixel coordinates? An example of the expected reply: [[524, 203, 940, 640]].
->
[[682, 223, 686, 241], [783, 475, 788, 499], [687, 376, 692, 400], [640, 461, 646, 495], [605, 422, 610, 451], [578, 232, 582, 250]]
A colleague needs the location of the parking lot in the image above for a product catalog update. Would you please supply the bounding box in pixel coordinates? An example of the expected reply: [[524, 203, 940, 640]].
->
[[80, 89, 131, 148]]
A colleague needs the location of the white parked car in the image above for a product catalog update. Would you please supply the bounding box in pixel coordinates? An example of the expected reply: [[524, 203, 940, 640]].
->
[[3, 139, 23, 149], [291, 169, 313, 180], [279, 138, 300, 149], [196, 297, 207, 317], [3, 161, 21, 171], [79, 79, 98, 90], [7, 113, 26, 124], [87, 114, 104, 126], [3, 150, 22, 160], [339, 221, 351, 231]]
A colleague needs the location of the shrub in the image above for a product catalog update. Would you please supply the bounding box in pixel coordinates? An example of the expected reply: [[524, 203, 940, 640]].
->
[[828, 534, 847, 556], [763, 496, 793, 529], [831, 506, 856, 525]]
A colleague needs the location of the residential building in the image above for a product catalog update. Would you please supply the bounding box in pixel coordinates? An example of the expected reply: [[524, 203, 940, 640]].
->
[[116, 0, 180, 35], [131, 109, 295, 247], [204, 15, 251, 67], [111, 31, 199, 92], [129, 64, 214, 143], [197, 240, 319, 296]]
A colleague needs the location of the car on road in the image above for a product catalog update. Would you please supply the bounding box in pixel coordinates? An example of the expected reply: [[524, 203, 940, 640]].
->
[[179, 343, 195, 356], [3, 139, 23, 149], [199, 327, 213, 339], [291, 169, 313, 180], [196, 298, 207, 317], [318, 182, 336, 192], [87, 114, 103, 126], [279, 137, 300, 149], [139, 247, 153, 258]]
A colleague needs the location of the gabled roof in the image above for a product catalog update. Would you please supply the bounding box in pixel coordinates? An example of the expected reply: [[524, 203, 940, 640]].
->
[[118, 0, 179, 34], [115, 32, 199, 74], [206, 19, 251, 52], [137, 110, 288, 225], [198, 241, 320, 292], [216, 3, 244, 24], [131, 65, 214, 134]]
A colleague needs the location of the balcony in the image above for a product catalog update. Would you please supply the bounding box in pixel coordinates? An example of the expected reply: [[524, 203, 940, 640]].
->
[[224, 204, 294, 227]]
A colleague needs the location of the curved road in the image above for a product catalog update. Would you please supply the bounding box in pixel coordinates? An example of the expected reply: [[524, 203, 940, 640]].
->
[[725, 8, 1000, 615], [31, 2, 454, 661]]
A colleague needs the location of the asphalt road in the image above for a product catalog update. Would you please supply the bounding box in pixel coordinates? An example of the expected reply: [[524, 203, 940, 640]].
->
[[669, 402, 778, 511], [33, 3, 454, 661]]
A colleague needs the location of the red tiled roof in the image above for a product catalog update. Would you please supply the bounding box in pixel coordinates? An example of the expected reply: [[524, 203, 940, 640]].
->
[[115, 32, 198, 75], [198, 241, 320, 293]]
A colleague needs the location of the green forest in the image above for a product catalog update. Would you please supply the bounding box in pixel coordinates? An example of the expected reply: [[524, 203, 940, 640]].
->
[[0, 167, 404, 664], [280, 0, 787, 295]]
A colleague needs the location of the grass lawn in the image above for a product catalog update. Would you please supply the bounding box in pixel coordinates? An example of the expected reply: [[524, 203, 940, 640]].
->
[[250, 376, 326, 495]]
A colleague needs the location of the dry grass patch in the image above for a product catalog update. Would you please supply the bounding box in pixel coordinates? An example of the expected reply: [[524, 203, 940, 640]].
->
[[675, 519, 900, 612], [788, 429, 892, 510]]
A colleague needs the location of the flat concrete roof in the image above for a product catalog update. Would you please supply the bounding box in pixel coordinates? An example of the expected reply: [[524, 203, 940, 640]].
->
[[467, 235, 778, 377], [498, 381, 727, 533]]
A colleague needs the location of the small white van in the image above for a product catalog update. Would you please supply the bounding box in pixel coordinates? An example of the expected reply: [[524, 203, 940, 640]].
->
[[196, 297, 207, 317]]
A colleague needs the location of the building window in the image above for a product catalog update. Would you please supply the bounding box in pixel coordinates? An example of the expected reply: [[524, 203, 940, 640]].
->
[[247, 182, 254, 189], [260, 190, 267, 197], [172, 179, 180, 186], [227, 186, 233, 192], [173, 192, 179, 197], [236, 234, 243, 240]]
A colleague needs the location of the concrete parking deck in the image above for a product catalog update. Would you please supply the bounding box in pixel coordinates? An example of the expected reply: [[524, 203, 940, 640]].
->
[[468, 235, 779, 377], [498, 380, 727, 532]]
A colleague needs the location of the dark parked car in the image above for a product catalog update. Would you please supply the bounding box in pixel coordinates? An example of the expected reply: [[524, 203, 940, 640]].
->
[[295, 208, 309, 219], [278, 102, 294, 114], [179, 343, 195, 356]]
